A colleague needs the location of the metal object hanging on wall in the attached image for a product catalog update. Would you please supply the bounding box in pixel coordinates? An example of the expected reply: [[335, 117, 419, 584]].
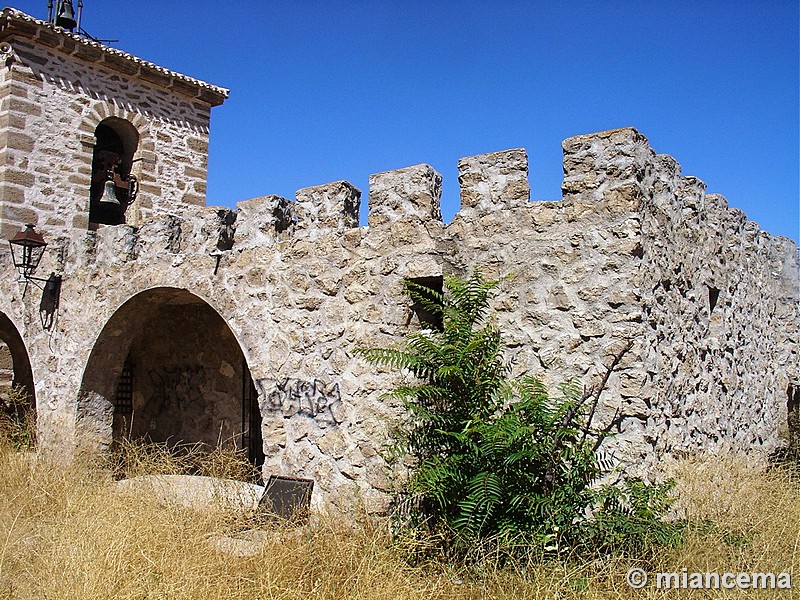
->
[[99, 168, 138, 206], [8, 223, 47, 279], [7, 224, 62, 308], [99, 178, 121, 206]]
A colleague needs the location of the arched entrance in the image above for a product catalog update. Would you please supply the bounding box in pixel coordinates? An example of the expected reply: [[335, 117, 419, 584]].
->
[[0, 312, 36, 439], [79, 288, 263, 465]]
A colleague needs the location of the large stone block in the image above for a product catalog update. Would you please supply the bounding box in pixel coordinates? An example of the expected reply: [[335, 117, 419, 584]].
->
[[367, 164, 442, 228], [295, 180, 361, 235], [457, 148, 529, 211], [561, 127, 652, 206], [235, 195, 295, 248]]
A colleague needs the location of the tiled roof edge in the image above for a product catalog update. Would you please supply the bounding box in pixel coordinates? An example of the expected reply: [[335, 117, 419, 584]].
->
[[0, 7, 230, 106]]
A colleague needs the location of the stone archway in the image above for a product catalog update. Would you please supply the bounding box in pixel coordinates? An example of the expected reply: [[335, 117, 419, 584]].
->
[[78, 288, 263, 464], [78, 102, 154, 227], [0, 312, 36, 434]]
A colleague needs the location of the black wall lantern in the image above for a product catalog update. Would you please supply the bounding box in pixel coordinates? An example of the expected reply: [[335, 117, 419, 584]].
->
[[9, 223, 46, 278], [8, 224, 61, 303]]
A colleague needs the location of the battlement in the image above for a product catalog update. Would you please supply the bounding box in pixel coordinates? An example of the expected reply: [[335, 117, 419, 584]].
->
[[0, 8, 796, 521], [47, 128, 796, 308], [227, 127, 650, 240], [48, 127, 796, 277]]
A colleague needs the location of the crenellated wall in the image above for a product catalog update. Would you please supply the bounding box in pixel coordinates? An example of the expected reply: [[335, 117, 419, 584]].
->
[[638, 154, 799, 466], [0, 9, 795, 516], [1, 125, 795, 515]]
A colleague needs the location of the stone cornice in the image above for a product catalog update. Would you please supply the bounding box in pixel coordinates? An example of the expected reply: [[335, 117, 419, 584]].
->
[[0, 7, 229, 106]]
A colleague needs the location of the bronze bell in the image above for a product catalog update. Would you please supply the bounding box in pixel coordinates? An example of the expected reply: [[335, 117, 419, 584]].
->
[[54, 1, 78, 30], [99, 180, 121, 206]]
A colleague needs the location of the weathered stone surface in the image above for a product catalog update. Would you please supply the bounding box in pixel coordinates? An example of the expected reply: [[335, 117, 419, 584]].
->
[[116, 475, 265, 511], [368, 164, 442, 227], [458, 148, 529, 211], [296, 181, 361, 237], [0, 9, 796, 519]]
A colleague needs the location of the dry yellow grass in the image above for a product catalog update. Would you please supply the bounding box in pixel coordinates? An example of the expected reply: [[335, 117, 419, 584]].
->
[[0, 435, 797, 599]]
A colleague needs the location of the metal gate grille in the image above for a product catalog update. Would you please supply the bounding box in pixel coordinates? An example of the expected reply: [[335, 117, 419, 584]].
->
[[242, 363, 264, 467], [114, 356, 133, 415]]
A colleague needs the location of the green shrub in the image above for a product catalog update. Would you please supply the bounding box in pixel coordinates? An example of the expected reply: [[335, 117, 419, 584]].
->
[[359, 270, 681, 559]]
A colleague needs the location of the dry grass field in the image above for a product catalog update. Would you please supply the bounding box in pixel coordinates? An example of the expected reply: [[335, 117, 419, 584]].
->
[[0, 432, 797, 599]]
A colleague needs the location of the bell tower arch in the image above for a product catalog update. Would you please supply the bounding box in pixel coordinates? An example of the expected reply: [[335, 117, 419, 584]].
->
[[89, 117, 141, 226]]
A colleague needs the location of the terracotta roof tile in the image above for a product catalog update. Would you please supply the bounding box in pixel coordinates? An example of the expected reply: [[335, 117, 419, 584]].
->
[[0, 7, 229, 106]]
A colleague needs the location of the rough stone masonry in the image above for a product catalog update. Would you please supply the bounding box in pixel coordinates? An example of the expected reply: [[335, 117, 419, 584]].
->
[[0, 8, 796, 514]]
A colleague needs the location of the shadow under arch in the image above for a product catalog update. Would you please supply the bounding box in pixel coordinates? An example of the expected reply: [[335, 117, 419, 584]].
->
[[0, 311, 36, 427], [78, 287, 263, 465]]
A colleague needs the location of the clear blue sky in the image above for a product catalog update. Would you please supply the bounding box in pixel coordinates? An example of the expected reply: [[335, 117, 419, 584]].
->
[[12, 1, 800, 243]]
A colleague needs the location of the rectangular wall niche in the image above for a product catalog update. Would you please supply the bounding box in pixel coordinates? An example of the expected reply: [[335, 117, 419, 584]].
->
[[406, 276, 444, 331], [707, 285, 721, 314]]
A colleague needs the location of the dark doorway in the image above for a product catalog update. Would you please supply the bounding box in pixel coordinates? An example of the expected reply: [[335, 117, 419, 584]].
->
[[0, 312, 36, 443], [81, 288, 263, 464], [242, 366, 264, 467]]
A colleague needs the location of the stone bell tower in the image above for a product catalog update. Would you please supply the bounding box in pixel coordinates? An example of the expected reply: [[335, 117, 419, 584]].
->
[[0, 7, 228, 240]]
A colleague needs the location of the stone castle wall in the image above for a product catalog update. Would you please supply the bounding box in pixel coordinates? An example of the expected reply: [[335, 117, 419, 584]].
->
[[0, 124, 795, 513], [0, 9, 796, 515], [639, 152, 799, 465]]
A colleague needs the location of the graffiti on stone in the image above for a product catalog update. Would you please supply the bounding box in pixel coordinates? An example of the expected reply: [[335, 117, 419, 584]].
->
[[148, 365, 206, 412], [256, 377, 344, 424]]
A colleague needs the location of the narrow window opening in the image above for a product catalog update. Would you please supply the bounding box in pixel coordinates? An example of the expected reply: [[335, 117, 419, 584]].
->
[[708, 286, 720, 314], [405, 276, 444, 331]]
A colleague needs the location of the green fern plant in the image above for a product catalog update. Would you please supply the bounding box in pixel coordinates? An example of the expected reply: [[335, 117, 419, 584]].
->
[[358, 270, 680, 559]]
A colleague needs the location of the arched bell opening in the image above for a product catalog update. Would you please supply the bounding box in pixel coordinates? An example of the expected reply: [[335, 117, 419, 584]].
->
[[79, 288, 264, 467], [0, 312, 36, 443], [89, 117, 140, 226]]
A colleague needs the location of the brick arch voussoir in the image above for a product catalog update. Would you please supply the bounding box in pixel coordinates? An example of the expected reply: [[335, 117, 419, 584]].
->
[[80, 104, 153, 152]]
